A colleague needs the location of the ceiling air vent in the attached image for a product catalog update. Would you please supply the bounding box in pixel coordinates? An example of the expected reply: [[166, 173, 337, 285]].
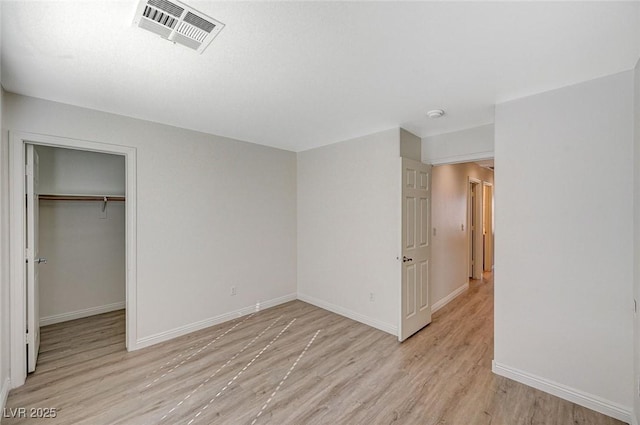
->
[[133, 0, 224, 54]]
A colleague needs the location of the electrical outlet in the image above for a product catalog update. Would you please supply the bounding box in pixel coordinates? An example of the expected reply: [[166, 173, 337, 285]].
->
[[230, 286, 237, 296], [369, 292, 375, 302]]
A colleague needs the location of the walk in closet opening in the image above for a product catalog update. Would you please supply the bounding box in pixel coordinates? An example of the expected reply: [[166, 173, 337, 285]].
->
[[33, 145, 126, 369]]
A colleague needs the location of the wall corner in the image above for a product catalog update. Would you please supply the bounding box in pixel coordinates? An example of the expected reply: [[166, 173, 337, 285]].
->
[[400, 128, 422, 161]]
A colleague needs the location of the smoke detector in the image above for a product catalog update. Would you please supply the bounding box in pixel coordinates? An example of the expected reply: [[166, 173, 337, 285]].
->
[[427, 109, 445, 119], [133, 0, 225, 54]]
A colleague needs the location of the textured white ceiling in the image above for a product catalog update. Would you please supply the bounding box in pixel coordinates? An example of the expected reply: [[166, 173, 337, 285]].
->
[[2, 1, 639, 152]]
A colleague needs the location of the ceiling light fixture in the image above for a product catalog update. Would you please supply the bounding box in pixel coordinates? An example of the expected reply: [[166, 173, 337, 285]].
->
[[427, 109, 445, 119]]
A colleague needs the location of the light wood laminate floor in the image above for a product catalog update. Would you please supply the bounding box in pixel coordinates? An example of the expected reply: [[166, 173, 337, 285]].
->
[[4, 274, 625, 425]]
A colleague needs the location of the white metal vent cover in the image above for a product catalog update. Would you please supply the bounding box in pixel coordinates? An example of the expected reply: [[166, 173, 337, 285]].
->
[[133, 0, 224, 54]]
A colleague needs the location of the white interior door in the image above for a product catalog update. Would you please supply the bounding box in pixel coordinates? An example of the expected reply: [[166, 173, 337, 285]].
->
[[26, 144, 42, 373], [400, 158, 431, 341]]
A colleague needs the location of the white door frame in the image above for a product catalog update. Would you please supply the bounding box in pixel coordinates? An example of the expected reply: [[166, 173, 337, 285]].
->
[[482, 181, 494, 272], [468, 177, 483, 280], [9, 131, 137, 388]]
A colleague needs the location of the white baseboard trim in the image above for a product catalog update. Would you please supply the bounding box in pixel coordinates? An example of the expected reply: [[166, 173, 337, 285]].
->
[[40, 301, 125, 326], [297, 293, 397, 336], [431, 282, 469, 314], [135, 293, 297, 350], [1, 377, 10, 419], [492, 361, 632, 423]]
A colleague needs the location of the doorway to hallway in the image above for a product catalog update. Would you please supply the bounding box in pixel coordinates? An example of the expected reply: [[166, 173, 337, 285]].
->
[[428, 160, 494, 315]]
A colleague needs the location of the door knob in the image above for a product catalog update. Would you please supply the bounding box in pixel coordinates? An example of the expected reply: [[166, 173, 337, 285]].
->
[[403, 256, 413, 263], [35, 257, 47, 264]]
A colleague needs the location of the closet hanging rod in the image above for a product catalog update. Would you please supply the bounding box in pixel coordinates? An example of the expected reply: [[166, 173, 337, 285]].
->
[[38, 194, 126, 202]]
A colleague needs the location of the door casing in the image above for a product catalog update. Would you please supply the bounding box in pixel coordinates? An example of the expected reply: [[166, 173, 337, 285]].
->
[[482, 182, 494, 272], [468, 178, 483, 280], [9, 131, 137, 388]]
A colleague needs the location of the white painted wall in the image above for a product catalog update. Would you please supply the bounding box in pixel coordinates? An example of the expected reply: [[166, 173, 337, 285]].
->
[[297, 128, 401, 335], [0, 130, 8, 410], [422, 124, 494, 165], [400, 128, 421, 161], [633, 57, 640, 425], [2, 93, 297, 345], [0, 127, 8, 409], [494, 71, 634, 420], [36, 146, 126, 325], [431, 163, 493, 310], [37, 146, 125, 196], [0, 0, 11, 405]]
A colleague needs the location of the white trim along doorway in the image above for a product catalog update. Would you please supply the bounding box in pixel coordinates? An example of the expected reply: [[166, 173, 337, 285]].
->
[[468, 177, 483, 280], [9, 131, 137, 388]]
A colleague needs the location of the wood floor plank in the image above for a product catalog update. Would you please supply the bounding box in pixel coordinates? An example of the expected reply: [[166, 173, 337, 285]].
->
[[4, 273, 626, 424]]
